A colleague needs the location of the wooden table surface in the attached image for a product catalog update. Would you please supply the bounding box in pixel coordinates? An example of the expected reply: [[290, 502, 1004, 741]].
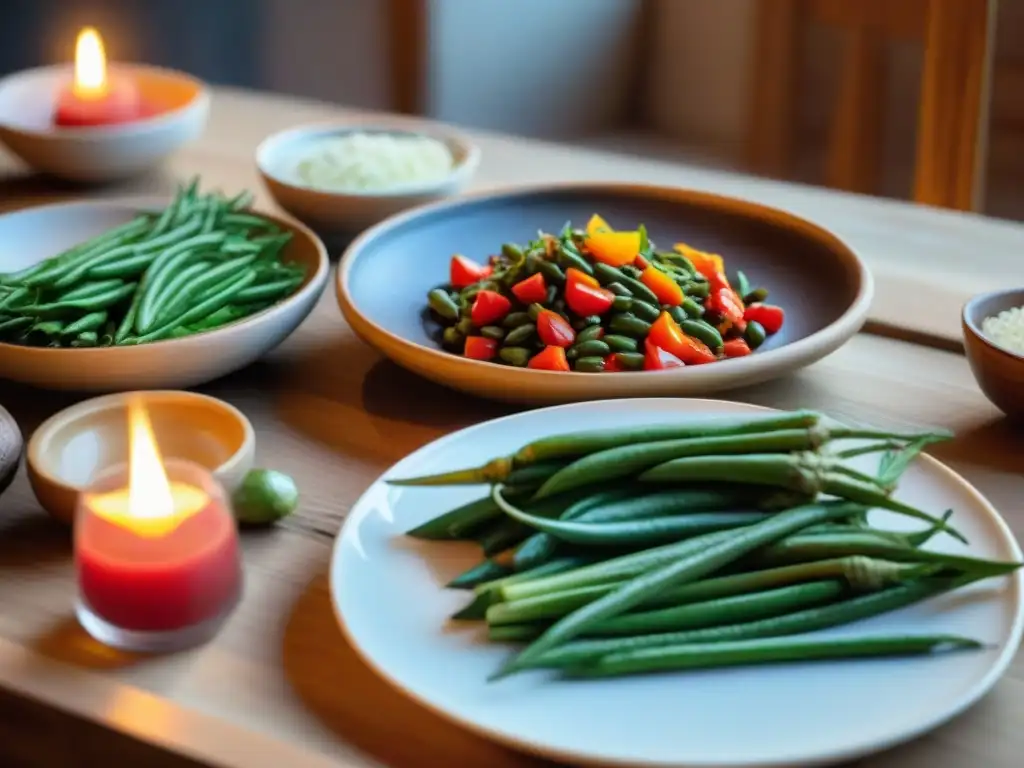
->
[[1, 87, 1023, 768]]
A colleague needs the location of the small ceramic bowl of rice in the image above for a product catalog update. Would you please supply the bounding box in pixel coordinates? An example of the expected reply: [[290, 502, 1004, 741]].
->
[[256, 118, 480, 236], [962, 288, 1024, 420]]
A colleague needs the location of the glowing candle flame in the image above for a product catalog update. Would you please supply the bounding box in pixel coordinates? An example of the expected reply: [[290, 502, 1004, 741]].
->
[[85, 397, 209, 537], [127, 396, 174, 522], [73, 27, 108, 98]]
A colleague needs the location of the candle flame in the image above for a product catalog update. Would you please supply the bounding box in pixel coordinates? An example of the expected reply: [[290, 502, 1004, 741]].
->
[[73, 27, 107, 97], [85, 397, 209, 537], [127, 396, 175, 521]]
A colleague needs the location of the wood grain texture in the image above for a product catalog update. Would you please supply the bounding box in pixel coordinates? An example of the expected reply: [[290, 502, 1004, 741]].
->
[[0, 86, 1023, 767]]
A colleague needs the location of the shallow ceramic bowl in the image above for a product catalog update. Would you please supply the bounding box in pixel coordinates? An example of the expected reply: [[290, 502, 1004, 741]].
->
[[337, 183, 873, 404], [962, 288, 1024, 420], [256, 118, 481, 235], [0, 199, 329, 391], [0, 64, 210, 183], [27, 390, 254, 524]]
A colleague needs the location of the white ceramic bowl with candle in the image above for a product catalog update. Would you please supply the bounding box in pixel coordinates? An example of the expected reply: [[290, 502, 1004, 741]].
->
[[0, 29, 209, 183], [256, 118, 481, 234]]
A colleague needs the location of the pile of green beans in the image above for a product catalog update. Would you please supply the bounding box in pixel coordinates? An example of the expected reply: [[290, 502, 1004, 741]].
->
[[391, 411, 1017, 680], [0, 178, 303, 348]]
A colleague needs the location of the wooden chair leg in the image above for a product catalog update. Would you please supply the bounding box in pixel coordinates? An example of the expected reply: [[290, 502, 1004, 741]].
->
[[913, 0, 995, 211], [825, 27, 887, 194], [746, 0, 802, 179]]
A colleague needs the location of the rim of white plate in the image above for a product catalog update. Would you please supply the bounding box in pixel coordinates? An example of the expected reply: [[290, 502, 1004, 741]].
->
[[329, 398, 1024, 768]]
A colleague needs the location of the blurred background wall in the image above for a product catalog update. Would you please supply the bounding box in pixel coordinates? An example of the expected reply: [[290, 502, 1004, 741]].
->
[[0, 0, 1021, 219]]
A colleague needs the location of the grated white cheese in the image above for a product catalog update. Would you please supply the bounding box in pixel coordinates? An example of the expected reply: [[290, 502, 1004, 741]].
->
[[294, 132, 454, 193], [981, 305, 1024, 355]]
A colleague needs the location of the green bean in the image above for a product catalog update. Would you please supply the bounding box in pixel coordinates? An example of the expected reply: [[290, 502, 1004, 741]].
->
[[428, 288, 460, 320], [222, 212, 281, 231], [680, 296, 704, 318], [613, 352, 645, 370], [535, 426, 861, 498], [607, 282, 633, 298], [502, 312, 532, 329], [680, 319, 723, 350], [476, 556, 599, 598], [0, 316, 32, 337], [70, 331, 99, 347], [127, 271, 256, 344], [654, 250, 697, 275], [611, 295, 632, 312], [570, 340, 611, 358], [18, 218, 152, 287], [578, 580, 848, 638], [608, 313, 651, 337], [573, 356, 605, 373], [525, 574, 983, 670], [0, 287, 32, 311], [62, 311, 108, 336], [544, 285, 559, 305], [17, 282, 137, 318], [620, 264, 643, 280], [504, 324, 537, 346], [556, 243, 593, 275], [576, 325, 604, 343], [745, 320, 767, 349], [526, 303, 545, 321], [593, 264, 660, 304], [603, 334, 638, 352], [480, 325, 505, 341], [565, 633, 983, 678], [477, 518, 530, 557], [486, 556, 932, 626], [134, 232, 229, 331], [149, 254, 262, 331], [406, 494, 505, 540], [448, 559, 513, 590], [639, 451, 962, 538], [494, 501, 866, 677], [506, 461, 569, 488], [535, 259, 565, 284], [685, 281, 710, 298], [499, 347, 531, 366], [56, 279, 125, 302], [745, 287, 769, 304], [146, 261, 213, 328], [455, 317, 474, 335], [735, 270, 752, 298], [630, 300, 660, 322], [494, 488, 773, 546], [665, 305, 688, 325]]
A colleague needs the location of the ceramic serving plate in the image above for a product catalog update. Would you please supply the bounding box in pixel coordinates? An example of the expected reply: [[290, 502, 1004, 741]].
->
[[336, 184, 873, 404], [0, 199, 328, 391], [331, 398, 1023, 768]]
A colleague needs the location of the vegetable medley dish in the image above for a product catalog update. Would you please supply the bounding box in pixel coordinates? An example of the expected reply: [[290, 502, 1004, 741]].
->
[[426, 214, 785, 372], [0, 179, 304, 348], [391, 411, 1017, 681]]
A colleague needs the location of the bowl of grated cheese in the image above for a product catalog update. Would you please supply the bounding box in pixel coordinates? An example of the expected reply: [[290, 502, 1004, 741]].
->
[[256, 119, 480, 235], [962, 288, 1024, 420]]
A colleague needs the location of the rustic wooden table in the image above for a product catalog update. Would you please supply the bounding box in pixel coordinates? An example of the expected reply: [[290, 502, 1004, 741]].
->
[[1, 87, 1023, 768]]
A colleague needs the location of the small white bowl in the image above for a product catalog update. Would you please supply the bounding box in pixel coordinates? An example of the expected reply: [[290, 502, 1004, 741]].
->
[[0, 64, 210, 183], [0, 199, 329, 391], [256, 118, 481, 234]]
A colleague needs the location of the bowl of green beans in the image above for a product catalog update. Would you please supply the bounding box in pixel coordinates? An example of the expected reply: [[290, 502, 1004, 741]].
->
[[0, 180, 329, 391]]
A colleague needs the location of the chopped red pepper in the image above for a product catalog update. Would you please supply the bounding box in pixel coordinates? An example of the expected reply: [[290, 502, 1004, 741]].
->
[[603, 353, 625, 372], [528, 345, 570, 371], [634, 254, 650, 270], [450, 255, 492, 289], [463, 336, 498, 360], [640, 266, 684, 306], [470, 289, 511, 326], [566, 267, 600, 290], [536, 310, 576, 348], [644, 340, 685, 370], [707, 286, 746, 332], [648, 311, 717, 365], [723, 338, 752, 358], [565, 280, 615, 316], [744, 303, 785, 334], [511, 272, 547, 304]]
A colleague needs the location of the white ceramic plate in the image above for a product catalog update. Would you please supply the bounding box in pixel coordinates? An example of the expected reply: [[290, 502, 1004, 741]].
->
[[331, 399, 1023, 767]]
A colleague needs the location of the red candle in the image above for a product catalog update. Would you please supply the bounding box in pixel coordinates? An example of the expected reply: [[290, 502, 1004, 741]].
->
[[74, 398, 242, 650], [54, 27, 143, 127]]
